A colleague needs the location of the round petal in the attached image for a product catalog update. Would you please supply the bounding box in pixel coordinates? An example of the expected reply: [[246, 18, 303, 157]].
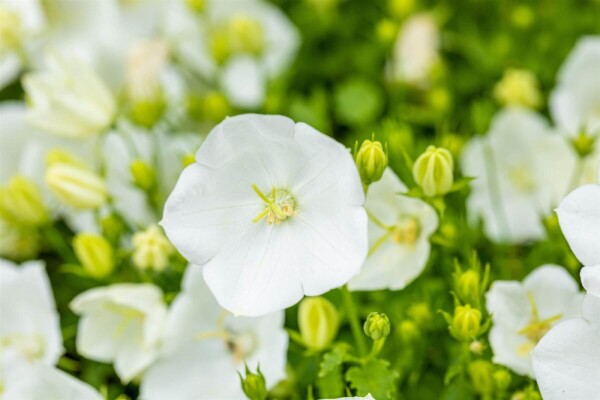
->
[[556, 184, 600, 266], [581, 265, 600, 298], [221, 56, 265, 109]]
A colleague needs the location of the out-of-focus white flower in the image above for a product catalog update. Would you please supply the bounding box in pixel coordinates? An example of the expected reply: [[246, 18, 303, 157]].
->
[[166, 0, 299, 108], [486, 265, 583, 377], [162, 114, 367, 316], [461, 107, 576, 244], [532, 294, 600, 400], [550, 36, 600, 137], [70, 283, 167, 383], [348, 168, 438, 291], [126, 39, 170, 102], [132, 225, 175, 272], [141, 264, 288, 400], [556, 163, 600, 297], [23, 52, 116, 139], [388, 13, 439, 87], [0, 258, 62, 365]]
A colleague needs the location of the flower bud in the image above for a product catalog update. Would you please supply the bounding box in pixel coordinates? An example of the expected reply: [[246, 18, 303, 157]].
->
[[364, 312, 391, 340], [298, 296, 339, 351], [45, 162, 107, 209], [494, 69, 541, 109], [571, 131, 596, 158], [492, 369, 511, 391], [185, 0, 205, 14], [469, 340, 484, 355], [0, 7, 22, 51], [132, 225, 174, 272], [397, 320, 420, 344], [450, 305, 481, 341], [23, 53, 116, 139], [413, 145, 454, 197], [129, 98, 165, 129], [456, 269, 481, 304], [511, 387, 542, 400], [239, 365, 267, 400], [73, 233, 114, 279], [0, 176, 48, 227], [0, 220, 39, 260], [355, 138, 388, 186], [468, 360, 494, 397], [388, 0, 415, 19], [228, 15, 265, 56], [130, 159, 156, 191]]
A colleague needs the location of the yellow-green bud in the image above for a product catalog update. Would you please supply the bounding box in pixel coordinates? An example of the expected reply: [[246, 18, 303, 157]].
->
[[456, 270, 481, 304], [0, 176, 48, 227], [203, 91, 230, 122], [493, 369, 511, 391], [388, 0, 415, 19], [397, 320, 420, 344], [73, 233, 114, 279], [364, 312, 391, 340], [129, 97, 165, 129], [209, 30, 231, 64], [130, 159, 156, 191], [376, 19, 398, 44], [228, 15, 265, 56], [45, 162, 107, 209], [511, 387, 542, 400], [0, 220, 39, 260], [355, 138, 388, 186], [239, 365, 267, 400], [100, 213, 125, 244], [413, 145, 454, 197], [511, 5, 535, 29], [298, 296, 339, 351], [0, 7, 22, 51], [494, 69, 541, 109], [571, 132, 596, 158], [132, 225, 175, 272], [469, 340, 484, 355], [185, 0, 205, 13], [468, 360, 494, 397], [450, 305, 481, 341]]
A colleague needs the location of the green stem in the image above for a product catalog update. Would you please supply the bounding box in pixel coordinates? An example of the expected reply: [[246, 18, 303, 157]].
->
[[43, 225, 76, 263], [341, 285, 368, 356]]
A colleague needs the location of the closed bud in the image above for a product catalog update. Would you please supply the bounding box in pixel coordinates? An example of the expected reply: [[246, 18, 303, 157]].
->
[[0, 176, 48, 227], [239, 365, 267, 400], [450, 305, 481, 341], [364, 312, 391, 340], [493, 369, 511, 391], [73, 233, 114, 279], [571, 131, 596, 158], [494, 69, 541, 109], [511, 387, 542, 400], [298, 296, 339, 351], [468, 360, 494, 397], [469, 340, 484, 355], [45, 162, 107, 209], [355, 138, 388, 186], [456, 270, 481, 304], [132, 225, 175, 272], [185, 0, 205, 13], [413, 145, 454, 197], [397, 320, 420, 344], [130, 159, 156, 191], [129, 97, 165, 129]]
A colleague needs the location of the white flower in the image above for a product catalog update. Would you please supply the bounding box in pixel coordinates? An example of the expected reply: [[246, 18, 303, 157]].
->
[[388, 13, 440, 86], [485, 265, 584, 377], [165, 0, 299, 108], [461, 107, 576, 244], [550, 36, 600, 136], [23, 52, 116, 139], [556, 162, 600, 297], [0, 356, 103, 400], [70, 283, 167, 383], [141, 264, 288, 400], [532, 294, 600, 400], [162, 114, 367, 316], [0, 258, 63, 365], [348, 168, 438, 291]]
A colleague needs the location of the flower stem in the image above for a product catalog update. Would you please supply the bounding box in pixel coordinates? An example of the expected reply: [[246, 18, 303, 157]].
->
[[341, 285, 368, 356]]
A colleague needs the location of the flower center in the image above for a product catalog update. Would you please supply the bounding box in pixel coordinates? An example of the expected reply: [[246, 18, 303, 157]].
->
[[195, 312, 258, 363], [252, 185, 298, 224], [517, 292, 561, 343], [0, 333, 45, 361], [393, 217, 420, 245], [508, 165, 536, 193]]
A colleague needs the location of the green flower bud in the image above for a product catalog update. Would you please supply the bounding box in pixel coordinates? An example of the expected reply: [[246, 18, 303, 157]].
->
[[239, 365, 267, 400], [130, 97, 165, 129], [0, 176, 48, 227], [130, 159, 156, 191], [45, 158, 107, 210], [493, 369, 511, 391], [397, 320, 420, 344], [511, 387, 542, 400], [73, 233, 114, 279], [468, 360, 494, 397], [571, 131, 596, 158], [413, 145, 454, 197], [355, 138, 388, 186], [185, 0, 205, 13], [388, 0, 415, 19], [469, 340, 484, 355], [456, 269, 481, 304], [450, 305, 481, 341], [132, 225, 175, 272], [298, 296, 339, 351], [494, 69, 541, 109], [364, 312, 391, 340], [376, 19, 398, 44]]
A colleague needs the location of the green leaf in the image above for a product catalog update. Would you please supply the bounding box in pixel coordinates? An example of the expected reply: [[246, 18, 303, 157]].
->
[[319, 344, 351, 378], [317, 366, 345, 399], [449, 177, 476, 193], [345, 359, 399, 400]]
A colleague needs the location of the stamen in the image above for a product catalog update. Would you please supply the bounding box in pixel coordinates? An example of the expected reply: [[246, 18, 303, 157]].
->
[[252, 184, 297, 224]]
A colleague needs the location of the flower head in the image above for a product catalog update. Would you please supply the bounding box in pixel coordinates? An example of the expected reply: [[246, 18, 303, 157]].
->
[[162, 114, 367, 316]]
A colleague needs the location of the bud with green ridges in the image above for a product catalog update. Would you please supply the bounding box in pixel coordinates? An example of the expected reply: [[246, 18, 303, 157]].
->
[[0, 176, 48, 227], [298, 296, 339, 351], [493, 369, 511, 392], [449, 305, 481, 341], [130, 159, 156, 191], [363, 312, 391, 340], [73, 233, 114, 279], [239, 365, 267, 400], [468, 360, 494, 397], [456, 269, 481, 305], [413, 145, 454, 197], [355, 136, 388, 187]]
